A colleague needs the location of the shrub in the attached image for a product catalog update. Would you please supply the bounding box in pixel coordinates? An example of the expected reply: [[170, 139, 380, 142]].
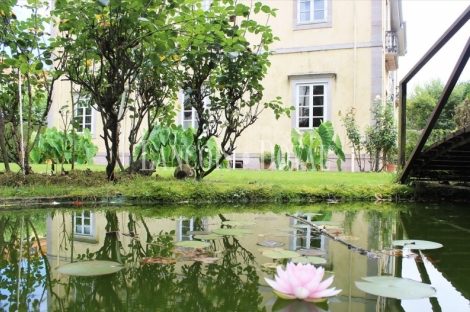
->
[[259, 151, 273, 164], [29, 127, 98, 165]]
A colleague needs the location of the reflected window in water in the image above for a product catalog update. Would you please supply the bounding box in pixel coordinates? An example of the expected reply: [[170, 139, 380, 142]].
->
[[75, 211, 93, 236]]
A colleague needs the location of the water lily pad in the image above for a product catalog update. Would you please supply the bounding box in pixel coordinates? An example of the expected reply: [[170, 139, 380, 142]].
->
[[258, 247, 285, 253], [297, 249, 327, 256], [255, 216, 278, 221], [187, 231, 211, 235], [257, 240, 284, 247], [212, 229, 252, 236], [262, 250, 301, 259], [291, 256, 327, 264], [194, 234, 224, 240], [56, 261, 123, 276], [222, 220, 257, 226], [355, 276, 436, 299], [392, 240, 443, 250], [261, 262, 279, 269], [175, 241, 210, 248]]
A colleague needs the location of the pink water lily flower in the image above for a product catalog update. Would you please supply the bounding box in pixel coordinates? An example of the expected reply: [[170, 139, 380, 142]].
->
[[265, 262, 341, 302]]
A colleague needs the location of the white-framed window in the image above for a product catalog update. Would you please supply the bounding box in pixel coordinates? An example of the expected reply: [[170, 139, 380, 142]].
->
[[75, 102, 92, 133], [74, 95, 95, 136], [74, 211, 93, 236], [290, 74, 333, 129], [299, 0, 326, 23], [181, 93, 199, 129], [179, 90, 210, 129], [294, 0, 331, 30], [201, 0, 212, 11], [297, 83, 326, 128]]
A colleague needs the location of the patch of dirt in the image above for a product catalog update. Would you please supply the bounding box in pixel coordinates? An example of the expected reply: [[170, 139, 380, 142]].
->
[[0, 170, 143, 188]]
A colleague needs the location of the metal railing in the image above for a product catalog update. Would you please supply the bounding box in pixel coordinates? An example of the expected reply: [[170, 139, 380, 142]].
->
[[385, 31, 398, 53]]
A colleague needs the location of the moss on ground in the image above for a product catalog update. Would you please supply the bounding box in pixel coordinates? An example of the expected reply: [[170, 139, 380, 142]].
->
[[0, 169, 414, 205]]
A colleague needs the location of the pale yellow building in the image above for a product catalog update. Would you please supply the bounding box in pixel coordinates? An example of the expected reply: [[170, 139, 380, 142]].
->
[[47, 0, 407, 171]]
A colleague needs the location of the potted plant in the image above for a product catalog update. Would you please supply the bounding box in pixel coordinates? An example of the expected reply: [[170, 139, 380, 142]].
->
[[386, 145, 398, 172], [259, 151, 273, 169]]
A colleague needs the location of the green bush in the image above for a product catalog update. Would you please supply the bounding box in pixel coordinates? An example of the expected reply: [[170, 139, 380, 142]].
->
[[135, 125, 227, 168], [259, 151, 273, 164], [29, 127, 98, 165]]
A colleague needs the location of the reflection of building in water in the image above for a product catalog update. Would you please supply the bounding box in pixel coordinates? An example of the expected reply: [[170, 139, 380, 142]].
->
[[44, 209, 402, 311]]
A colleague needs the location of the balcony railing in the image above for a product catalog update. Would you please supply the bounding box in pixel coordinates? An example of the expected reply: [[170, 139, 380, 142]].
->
[[385, 31, 398, 53]]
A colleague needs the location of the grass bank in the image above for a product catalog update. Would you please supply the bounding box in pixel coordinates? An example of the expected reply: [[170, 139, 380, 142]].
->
[[0, 163, 413, 204]]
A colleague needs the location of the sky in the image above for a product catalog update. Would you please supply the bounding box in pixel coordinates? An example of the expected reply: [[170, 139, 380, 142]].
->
[[398, 0, 470, 90]]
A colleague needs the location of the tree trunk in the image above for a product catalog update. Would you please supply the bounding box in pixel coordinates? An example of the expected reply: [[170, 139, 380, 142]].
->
[[0, 109, 11, 172], [105, 117, 119, 181]]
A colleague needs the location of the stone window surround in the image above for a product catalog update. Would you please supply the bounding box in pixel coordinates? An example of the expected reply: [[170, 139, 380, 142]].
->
[[293, 0, 333, 30]]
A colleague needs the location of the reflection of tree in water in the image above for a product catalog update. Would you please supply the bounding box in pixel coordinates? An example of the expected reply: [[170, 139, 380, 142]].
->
[[364, 210, 397, 251], [50, 211, 264, 311], [0, 213, 50, 311], [172, 234, 262, 311], [341, 211, 357, 235]]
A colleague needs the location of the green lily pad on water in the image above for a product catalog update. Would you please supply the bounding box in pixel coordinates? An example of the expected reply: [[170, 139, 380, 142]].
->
[[222, 220, 257, 227], [262, 250, 301, 259], [274, 227, 299, 232], [187, 231, 211, 235], [355, 276, 436, 299], [194, 234, 224, 240], [56, 261, 124, 277], [297, 249, 327, 256], [392, 239, 443, 250], [175, 241, 210, 248], [212, 229, 252, 236], [257, 240, 284, 247], [291, 256, 327, 264]]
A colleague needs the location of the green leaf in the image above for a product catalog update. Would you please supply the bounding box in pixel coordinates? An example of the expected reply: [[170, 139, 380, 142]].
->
[[212, 229, 252, 236], [260, 5, 270, 14], [392, 240, 443, 250], [291, 256, 327, 264], [56, 261, 123, 276], [262, 250, 300, 259], [35, 62, 43, 70], [355, 276, 436, 300], [194, 234, 224, 240]]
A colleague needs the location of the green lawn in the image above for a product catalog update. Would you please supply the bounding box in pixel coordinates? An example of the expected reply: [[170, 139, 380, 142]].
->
[[0, 163, 409, 203], [1, 163, 395, 186]]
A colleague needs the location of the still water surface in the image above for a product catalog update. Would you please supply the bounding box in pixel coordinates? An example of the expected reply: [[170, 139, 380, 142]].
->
[[1, 203, 469, 311]]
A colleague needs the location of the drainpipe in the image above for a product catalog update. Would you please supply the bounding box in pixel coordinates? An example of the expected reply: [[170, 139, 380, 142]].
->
[[351, 0, 357, 172]]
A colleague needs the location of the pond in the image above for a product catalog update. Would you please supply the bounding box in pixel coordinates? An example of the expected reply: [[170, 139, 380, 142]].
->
[[1, 202, 469, 311]]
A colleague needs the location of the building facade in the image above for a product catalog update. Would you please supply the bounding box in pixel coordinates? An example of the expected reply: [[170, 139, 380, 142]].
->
[[48, 0, 407, 171]]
